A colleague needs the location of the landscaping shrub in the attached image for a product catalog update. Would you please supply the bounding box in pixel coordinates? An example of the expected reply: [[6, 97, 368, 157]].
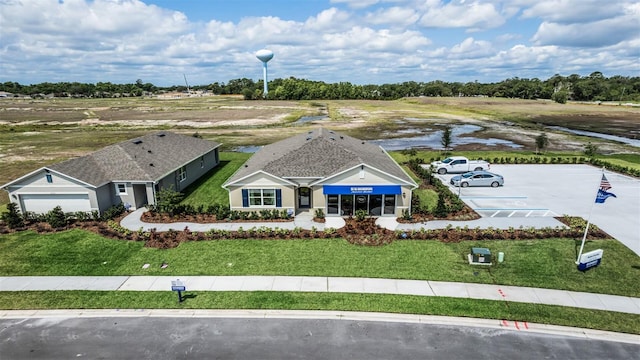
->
[[1, 203, 24, 228], [46, 206, 67, 229]]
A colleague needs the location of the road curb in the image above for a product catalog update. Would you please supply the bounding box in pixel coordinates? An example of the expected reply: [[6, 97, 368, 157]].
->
[[1, 309, 638, 345]]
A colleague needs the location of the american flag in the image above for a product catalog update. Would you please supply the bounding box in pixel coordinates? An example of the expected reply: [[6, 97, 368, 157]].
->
[[595, 174, 616, 203], [599, 174, 611, 191]]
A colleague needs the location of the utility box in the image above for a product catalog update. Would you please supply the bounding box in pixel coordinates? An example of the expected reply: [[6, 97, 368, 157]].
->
[[471, 247, 492, 264]]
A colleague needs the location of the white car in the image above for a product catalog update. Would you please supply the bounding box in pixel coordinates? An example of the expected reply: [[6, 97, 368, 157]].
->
[[431, 156, 490, 174], [450, 171, 504, 187]]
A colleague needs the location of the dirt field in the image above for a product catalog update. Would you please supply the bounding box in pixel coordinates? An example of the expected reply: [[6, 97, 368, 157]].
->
[[1, 96, 638, 205]]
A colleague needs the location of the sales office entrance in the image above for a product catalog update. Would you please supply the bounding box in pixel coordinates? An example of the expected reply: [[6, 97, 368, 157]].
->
[[324, 185, 400, 216]]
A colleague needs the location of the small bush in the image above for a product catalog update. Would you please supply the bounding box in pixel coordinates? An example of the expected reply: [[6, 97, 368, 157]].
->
[[1, 203, 24, 228], [46, 206, 67, 228]]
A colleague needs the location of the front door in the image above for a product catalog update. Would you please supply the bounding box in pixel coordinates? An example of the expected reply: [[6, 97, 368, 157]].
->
[[298, 187, 311, 208]]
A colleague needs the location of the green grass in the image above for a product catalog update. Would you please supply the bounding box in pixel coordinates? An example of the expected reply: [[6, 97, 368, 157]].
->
[[1, 229, 638, 297], [0, 291, 638, 334], [413, 188, 438, 211], [180, 151, 250, 207]]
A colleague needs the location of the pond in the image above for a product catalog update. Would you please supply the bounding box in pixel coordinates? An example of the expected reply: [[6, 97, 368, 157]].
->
[[370, 124, 523, 151], [233, 124, 523, 152], [294, 115, 330, 124], [234, 145, 263, 153], [546, 126, 640, 147]]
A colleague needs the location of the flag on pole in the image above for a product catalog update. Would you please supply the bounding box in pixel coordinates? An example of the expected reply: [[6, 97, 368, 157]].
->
[[595, 174, 616, 203]]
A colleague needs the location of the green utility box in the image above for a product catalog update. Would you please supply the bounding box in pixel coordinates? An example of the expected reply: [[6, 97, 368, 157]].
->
[[471, 247, 491, 264]]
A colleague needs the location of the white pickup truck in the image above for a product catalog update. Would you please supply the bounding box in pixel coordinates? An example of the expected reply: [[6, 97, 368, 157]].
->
[[430, 156, 490, 175]]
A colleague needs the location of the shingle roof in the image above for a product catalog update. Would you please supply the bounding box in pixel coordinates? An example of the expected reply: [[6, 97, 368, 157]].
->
[[225, 128, 415, 186], [48, 131, 220, 186]]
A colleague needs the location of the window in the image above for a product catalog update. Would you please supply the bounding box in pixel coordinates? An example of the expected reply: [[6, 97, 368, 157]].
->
[[327, 195, 339, 214], [45, 174, 53, 183], [115, 183, 127, 195], [200, 156, 204, 168], [248, 189, 276, 207], [178, 166, 187, 182]]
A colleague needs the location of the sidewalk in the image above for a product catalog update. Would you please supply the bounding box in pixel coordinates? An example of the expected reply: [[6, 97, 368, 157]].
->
[[1, 276, 638, 315], [121, 207, 564, 232]]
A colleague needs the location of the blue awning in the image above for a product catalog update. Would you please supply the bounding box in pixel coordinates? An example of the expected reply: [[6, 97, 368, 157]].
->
[[323, 185, 402, 195]]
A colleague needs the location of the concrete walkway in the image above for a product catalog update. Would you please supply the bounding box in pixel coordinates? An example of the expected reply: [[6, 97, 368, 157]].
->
[[121, 207, 564, 232], [1, 276, 638, 315]]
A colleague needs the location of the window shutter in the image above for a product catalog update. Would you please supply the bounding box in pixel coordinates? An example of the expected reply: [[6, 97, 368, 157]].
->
[[242, 189, 249, 207], [276, 189, 282, 207]]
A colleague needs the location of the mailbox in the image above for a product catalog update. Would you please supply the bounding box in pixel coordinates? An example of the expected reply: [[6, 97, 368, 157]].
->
[[171, 279, 186, 292], [471, 247, 491, 264], [171, 279, 186, 302]]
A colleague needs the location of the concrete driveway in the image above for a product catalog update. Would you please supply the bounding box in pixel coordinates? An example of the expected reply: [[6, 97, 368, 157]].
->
[[434, 164, 640, 256]]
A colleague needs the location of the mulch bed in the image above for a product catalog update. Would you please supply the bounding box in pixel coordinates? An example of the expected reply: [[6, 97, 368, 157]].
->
[[140, 212, 293, 223]]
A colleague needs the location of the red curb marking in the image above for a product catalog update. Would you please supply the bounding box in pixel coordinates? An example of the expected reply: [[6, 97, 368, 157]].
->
[[514, 321, 520, 330], [524, 322, 529, 329], [502, 320, 509, 327]]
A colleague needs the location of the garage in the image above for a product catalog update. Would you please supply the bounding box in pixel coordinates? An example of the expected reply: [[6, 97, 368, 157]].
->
[[20, 194, 91, 214]]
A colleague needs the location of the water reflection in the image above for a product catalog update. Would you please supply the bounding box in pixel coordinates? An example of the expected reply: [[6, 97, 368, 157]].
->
[[233, 124, 522, 152], [294, 115, 329, 124], [234, 145, 263, 153], [546, 126, 640, 147], [370, 124, 523, 151]]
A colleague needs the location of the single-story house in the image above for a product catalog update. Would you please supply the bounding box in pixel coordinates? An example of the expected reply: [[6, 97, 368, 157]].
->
[[223, 128, 417, 217], [2, 131, 221, 215]]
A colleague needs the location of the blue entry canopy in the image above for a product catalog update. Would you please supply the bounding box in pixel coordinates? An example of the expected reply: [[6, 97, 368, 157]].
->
[[323, 185, 402, 195]]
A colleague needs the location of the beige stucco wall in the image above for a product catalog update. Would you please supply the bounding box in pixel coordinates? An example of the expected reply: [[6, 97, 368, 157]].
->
[[227, 165, 415, 217], [227, 172, 296, 211]]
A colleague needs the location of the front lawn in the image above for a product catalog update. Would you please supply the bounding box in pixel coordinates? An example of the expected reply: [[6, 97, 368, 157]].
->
[[1, 229, 638, 297], [1, 291, 638, 335], [180, 151, 251, 207]]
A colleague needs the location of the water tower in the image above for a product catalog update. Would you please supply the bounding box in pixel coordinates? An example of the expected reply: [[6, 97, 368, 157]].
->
[[256, 49, 274, 96]]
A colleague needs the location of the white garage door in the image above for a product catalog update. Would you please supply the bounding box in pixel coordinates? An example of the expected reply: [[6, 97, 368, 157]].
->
[[21, 194, 91, 214]]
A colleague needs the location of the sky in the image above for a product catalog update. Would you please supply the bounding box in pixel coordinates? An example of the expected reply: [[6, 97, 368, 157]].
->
[[1, 0, 638, 86]]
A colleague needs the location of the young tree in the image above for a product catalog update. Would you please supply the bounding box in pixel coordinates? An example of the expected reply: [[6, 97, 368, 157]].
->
[[440, 125, 452, 152], [584, 142, 599, 157], [46, 206, 67, 228], [155, 187, 184, 215], [1, 203, 24, 228], [433, 193, 448, 218], [535, 132, 549, 154]]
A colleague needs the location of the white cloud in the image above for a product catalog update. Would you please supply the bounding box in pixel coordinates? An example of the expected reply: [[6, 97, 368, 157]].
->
[[364, 6, 419, 26], [531, 14, 640, 47], [449, 37, 494, 58], [0, 0, 637, 85], [304, 7, 352, 31], [330, 0, 382, 9], [418, 0, 505, 29], [521, 0, 627, 23]]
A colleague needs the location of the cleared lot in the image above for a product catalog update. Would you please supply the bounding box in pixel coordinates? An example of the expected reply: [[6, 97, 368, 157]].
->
[[435, 164, 640, 256]]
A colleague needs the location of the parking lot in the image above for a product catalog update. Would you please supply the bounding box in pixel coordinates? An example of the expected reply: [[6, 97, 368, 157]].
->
[[433, 164, 640, 256]]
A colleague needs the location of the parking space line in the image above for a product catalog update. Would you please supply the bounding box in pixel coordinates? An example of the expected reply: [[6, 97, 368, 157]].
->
[[460, 196, 528, 199], [491, 211, 500, 218], [508, 211, 516, 217], [474, 208, 549, 211]]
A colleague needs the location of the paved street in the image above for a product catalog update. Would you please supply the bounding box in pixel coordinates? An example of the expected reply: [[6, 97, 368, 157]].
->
[[1, 313, 638, 360]]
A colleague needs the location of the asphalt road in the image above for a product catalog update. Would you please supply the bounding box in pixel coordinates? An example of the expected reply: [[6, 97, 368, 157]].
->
[[1, 317, 638, 360], [437, 164, 640, 256]]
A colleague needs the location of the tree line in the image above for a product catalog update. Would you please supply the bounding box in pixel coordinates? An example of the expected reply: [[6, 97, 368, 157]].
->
[[2, 72, 639, 103]]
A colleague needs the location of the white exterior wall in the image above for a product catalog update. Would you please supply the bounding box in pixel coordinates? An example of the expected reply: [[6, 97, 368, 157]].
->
[[5, 169, 99, 214]]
